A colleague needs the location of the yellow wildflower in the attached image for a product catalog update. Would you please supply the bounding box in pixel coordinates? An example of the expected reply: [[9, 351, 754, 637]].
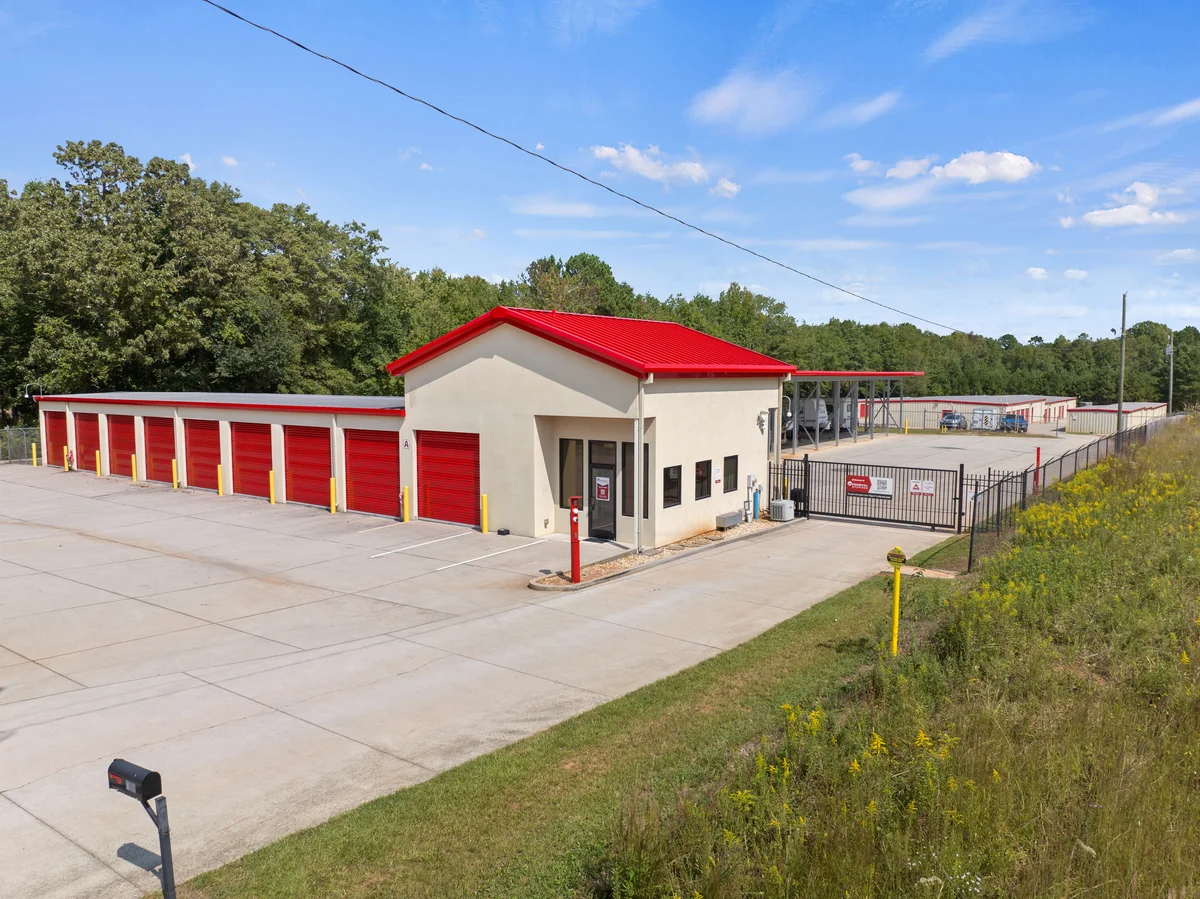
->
[[849, 758, 862, 776], [869, 732, 889, 755], [992, 768, 1001, 783], [914, 729, 934, 749], [1182, 650, 1191, 665]]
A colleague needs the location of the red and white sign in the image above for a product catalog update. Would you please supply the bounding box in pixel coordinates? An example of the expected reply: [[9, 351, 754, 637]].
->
[[909, 478, 935, 497], [846, 474, 894, 499], [595, 476, 610, 502]]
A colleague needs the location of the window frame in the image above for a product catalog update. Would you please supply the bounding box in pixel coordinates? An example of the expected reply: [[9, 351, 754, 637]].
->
[[621, 442, 650, 519], [723, 455, 738, 493], [559, 438, 584, 509], [695, 459, 712, 500], [662, 465, 682, 508]]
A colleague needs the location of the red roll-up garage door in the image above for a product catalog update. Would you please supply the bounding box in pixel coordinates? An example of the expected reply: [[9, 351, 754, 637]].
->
[[345, 429, 400, 517], [416, 430, 480, 526], [284, 425, 331, 507], [185, 419, 221, 490], [144, 416, 176, 483], [44, 411, 67, 467], [232, 422, 272, 498], [74, 413, 100, 472], [108, 415, 136, 477]]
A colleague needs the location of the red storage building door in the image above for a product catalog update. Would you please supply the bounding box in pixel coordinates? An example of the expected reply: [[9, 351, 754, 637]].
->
[[144, 416, 176, 483], [416, 431, 480, 526], [231, 422, 272, 498], [108, 415, 136, 477], [74, 413, 101, 471], [44, 411, 68, 467], [284, 425, 331, 507], [344, 429, 400, 517], [185, 419, 221, 490]]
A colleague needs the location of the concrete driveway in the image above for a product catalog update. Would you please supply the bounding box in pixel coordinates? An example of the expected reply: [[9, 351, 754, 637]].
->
[[1, 464, 943, 898]]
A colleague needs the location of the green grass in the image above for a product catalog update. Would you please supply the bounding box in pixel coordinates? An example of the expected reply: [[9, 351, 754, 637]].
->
[[909, 534, 972, 573], [184, 575, 955, 898]]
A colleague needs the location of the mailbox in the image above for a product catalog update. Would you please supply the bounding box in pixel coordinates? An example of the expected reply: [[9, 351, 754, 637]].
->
[[108, 759, 162, 803]]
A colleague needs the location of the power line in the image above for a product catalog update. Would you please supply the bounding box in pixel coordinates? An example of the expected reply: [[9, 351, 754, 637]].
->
[[197, 0, 960, 333]]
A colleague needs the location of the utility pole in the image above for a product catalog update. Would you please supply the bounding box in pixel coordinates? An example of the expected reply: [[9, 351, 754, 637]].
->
[[1116, 292, 1127, 442], [1167, 330, 1175, 416]]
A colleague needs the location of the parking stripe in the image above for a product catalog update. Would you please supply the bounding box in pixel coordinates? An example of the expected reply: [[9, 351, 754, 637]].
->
[[370, 531, 470, 558], [432, 539, 548, 572]]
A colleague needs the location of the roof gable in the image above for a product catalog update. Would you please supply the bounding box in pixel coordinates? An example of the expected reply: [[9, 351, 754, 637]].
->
[[386, 306, 795, 379]]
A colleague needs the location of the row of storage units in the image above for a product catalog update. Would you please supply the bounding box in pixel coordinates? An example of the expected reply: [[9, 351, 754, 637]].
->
[[34, 393, 486, 522]]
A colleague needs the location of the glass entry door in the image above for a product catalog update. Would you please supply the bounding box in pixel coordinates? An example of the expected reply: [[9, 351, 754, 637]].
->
[[588, 440, 617, 540]]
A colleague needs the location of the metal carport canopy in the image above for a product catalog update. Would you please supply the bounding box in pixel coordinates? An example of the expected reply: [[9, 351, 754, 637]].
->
[[786, 370, 924, 453]]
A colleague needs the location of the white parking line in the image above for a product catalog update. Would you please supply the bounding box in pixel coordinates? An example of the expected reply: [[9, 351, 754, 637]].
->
[[359, 521, 403, 533], [432, 539, 548, 572], [370, 531, 470, 558]]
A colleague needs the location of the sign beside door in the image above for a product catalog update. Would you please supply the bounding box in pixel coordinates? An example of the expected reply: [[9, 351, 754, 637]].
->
[[595, 476, 610, 501], [846, 474, 894, 499]]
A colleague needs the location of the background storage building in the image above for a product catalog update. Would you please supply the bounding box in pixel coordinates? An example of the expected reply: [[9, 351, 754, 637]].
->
[[1066, 401, 1167, 434]]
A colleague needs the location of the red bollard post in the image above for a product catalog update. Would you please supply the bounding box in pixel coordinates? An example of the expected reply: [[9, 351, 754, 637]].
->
[[569, 495, 582, 584], [1034, 446, 1041, 495]]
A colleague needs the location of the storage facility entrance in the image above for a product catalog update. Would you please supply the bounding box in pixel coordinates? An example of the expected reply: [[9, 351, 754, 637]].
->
[[144, 416, 176, 484], [416, 430, 480, 526], [74, 413, 100, 471], [284, 425, 332, 507], [345, 429, 400, 517], [44, 411, 67, 467], [231, 421, 272, 498], [108, 415, 136, 477], [185, 419, 220, 490]]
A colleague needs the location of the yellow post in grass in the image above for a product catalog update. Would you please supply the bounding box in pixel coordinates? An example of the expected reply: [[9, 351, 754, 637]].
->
[[131, 454, 137, 483], [95, 450, 101, 476], [171, 459, 179, 489], [63, 446, 69, 471], [32, 443, 38, 467], [268, 470, 276, 504], [904, 419, 909, 435], [329, 477, 336, 514], [217, 464, 224, 496], [402, 485, 410, 522], [480, 494, 489, 533], [887, 546, 906, 656]]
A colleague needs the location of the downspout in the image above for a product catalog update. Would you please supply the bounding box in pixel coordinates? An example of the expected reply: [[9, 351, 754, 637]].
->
[[635, 374, 651, 553]]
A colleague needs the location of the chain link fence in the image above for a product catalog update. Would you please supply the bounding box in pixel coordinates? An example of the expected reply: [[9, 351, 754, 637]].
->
[[0, 427, 40, 464]]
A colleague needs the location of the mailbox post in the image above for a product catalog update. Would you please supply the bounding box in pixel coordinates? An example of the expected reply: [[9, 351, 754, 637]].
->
[[107, 759, 176, 899], [886, 546, 906, 656], [569, 495, 582, 584]]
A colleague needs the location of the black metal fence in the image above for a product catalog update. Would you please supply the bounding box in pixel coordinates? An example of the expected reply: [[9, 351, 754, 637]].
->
[[965, 415, 1184, 571], [769, 456, 966, 531], [0, 427, 39, 464]]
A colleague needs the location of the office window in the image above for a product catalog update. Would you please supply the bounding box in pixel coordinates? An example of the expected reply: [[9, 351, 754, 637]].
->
[[559, 438, 583, 509], [695, 460, 712, 500], [621, 442, 650, 518], [663, 465, 682, 508], [723, 455, 738, 493]]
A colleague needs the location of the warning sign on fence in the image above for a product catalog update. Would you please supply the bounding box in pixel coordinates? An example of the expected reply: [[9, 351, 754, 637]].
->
[[909, 478, 935, 497], [846, 474, 894, 499]]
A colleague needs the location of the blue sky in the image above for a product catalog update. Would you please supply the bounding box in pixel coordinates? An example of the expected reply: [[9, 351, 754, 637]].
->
[[2, 0, 1198, 340]]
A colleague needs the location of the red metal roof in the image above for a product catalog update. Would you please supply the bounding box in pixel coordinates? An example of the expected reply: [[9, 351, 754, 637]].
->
[[386, 306, 797, 378]]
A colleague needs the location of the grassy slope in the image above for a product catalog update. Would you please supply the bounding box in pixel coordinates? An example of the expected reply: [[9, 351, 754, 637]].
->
[[185, 575, 955, 898]]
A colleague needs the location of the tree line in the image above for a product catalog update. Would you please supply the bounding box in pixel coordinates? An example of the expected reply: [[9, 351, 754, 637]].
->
[[1, 140, 1191, 425]]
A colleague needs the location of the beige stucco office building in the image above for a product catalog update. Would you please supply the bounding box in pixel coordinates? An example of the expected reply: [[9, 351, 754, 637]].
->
[[389, 306, 792, 549]]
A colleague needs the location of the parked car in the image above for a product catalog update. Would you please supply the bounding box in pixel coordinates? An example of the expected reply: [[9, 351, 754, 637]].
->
[[1000, 413, 1029, 433], [940, 412, 969, 430]]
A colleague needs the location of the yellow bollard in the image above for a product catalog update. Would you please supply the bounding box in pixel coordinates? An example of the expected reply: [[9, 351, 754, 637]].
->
[[63, 446, 69, 471], [95, 450, 101, 476], [268, 470, 276, 504], [32, 443, 38, 467], [904, 419, 909, 435], [217, 463, 224, 496], [329, 477, 336, 514], [131, 454, 137, 483], [887, 546, 906, 656], [402, 485, 410, 523], [172, 458, 179, 489], [480, 493, 489, 533]]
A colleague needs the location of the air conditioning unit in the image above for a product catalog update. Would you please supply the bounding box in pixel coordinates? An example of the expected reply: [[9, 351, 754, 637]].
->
[[770, 499, 794, 522]]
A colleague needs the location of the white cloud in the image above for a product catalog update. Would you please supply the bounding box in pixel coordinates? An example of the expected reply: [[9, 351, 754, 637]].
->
[[455, 228, 486, 240], [925, 0, 1084, 62], [843, 179, 939, 210], [1025, 266, 1048, 280], [399, 146, 420, 162], [1106, 96, 1200, 131], [220, 155, 238, 167], [552, 0, 653, 41], [931, 150, 1039, 184], [295, 188, 307, 202], [845, 153, 879, 174], [512, 197, 600, 217], [689, 68, 812, 137], [887, 156, 935, 179], [535, 142, 545, 150], [819, 90, 901, 128], [1156, 248, 1198, 265], [1065, 182, 1187, 228], [178, 152, 195, 172], [514, 227, 670, 240], [591, 144, 709, 185], [1126, 180, 1159, 206], [1065, 268, 1088, 279], [778, 238, 886, 251], [710, 177, 741, 199]]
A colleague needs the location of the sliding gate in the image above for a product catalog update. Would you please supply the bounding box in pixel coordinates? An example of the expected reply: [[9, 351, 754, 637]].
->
[[770, 456, 965, 532]]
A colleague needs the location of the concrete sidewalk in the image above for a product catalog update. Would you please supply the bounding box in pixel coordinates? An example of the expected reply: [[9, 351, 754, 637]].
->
[[1, 464, 944, 898]]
